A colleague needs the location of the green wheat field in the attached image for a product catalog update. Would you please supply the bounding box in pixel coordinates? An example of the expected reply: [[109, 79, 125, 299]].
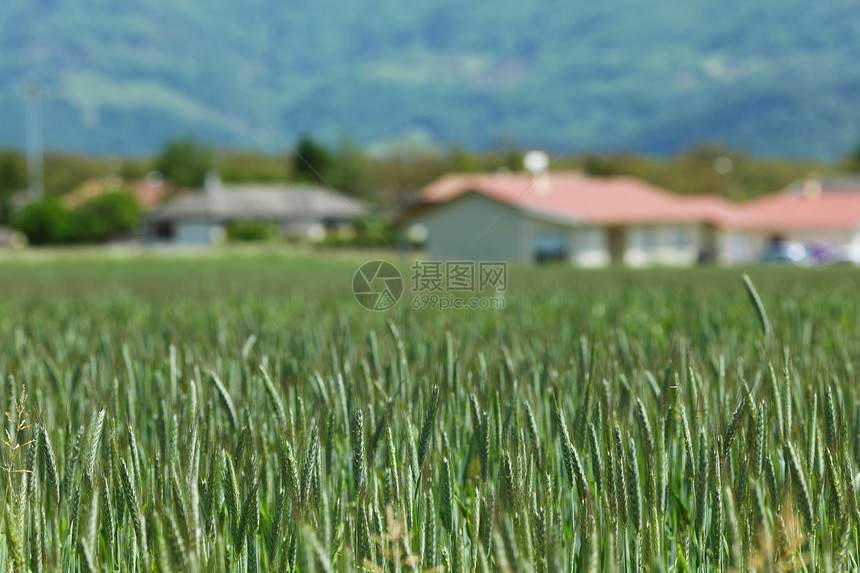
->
[[2, 252, 860, 572]]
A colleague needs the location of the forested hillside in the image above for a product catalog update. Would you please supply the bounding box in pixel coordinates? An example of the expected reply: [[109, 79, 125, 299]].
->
[[1, 0, 859, 158]]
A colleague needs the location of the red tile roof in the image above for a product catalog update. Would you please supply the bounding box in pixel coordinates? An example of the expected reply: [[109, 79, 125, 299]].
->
[[420, 172, 751, 227], [743, 190, 860, 231], [416, 172, 860, 231]]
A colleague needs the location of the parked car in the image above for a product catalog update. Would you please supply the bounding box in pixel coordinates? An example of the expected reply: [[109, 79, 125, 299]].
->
[[806, 241, 836, 265], [759, 241, 813, 266], [829, 245, 860, 266]]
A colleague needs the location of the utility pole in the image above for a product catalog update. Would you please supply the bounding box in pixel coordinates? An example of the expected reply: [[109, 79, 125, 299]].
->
[[23, 73, 44, 202]]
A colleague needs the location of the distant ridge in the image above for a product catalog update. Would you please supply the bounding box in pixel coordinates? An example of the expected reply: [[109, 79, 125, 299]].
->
[[1, 0, 859, 159]]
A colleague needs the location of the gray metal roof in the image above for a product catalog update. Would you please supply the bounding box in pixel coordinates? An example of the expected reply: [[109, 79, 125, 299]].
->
[[147, 184, 369, 222]]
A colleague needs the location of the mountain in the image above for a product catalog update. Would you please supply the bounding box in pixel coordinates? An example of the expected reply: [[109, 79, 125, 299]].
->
[[1, 0, 860, 159]]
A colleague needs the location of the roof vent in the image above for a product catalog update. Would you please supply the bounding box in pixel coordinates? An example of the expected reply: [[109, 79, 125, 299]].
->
[[524, 150, 550, 195], [802, 174, 822, 200]]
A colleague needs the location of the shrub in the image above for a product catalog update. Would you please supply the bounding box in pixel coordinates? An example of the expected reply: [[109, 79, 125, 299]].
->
[[226, 220, 276, 241], [75, 191, 142, 242], [320, 216, 395, 248], [13, 191, 142, 245], [12, 199, 79, 245]]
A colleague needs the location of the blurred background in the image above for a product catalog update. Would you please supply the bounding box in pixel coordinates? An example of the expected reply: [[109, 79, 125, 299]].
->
[[1, 0, 860, 253]]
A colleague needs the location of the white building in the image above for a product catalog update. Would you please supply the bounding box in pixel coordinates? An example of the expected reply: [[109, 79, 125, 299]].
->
[[741, 176, 860, 261], [399, 172, 760, 266], [145, 181, 368, 245]]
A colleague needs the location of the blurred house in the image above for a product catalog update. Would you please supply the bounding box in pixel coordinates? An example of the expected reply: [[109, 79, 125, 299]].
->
[[398, 172, 761, 266], [741, 176, 860, 260], [144, 177, 368, 245]]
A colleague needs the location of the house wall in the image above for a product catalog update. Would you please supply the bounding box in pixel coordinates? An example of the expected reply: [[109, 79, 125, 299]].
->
[[655, 224, 699, 265], [623, 224, 700, 267], [715, 230, 760, 265], [524, 221, 706, 267], [175, 220, 222, 245], [570, 227, 610, 267], [623, 226, 647, 267], [401, 194, 530, 261]]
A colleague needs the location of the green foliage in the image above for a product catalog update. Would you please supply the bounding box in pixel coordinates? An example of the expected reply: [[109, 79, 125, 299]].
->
[[845, 135, 860, 172], [1, 260, 860, 571], [583, 155, 621, 177], [118, 159, 151, 181], [13, 192, 141, 244], [12, 199, 79, 245], [0, 138, 837, 209], [226, 221, 276, 242], [450, 147, 483, 173], [321, 216, 395, 248], [43, 154, 113, 198], [155, 137, 214, 188], [291, 134, 376, 197], [292, 134, 335, 186], [75, 191, 142, 242], [354, 216, 395, 246], [0, 150, 25, 193], [580, 145, 821, 200], [0, 150, 25, 223], [327, 136, 375, 198], [218, 152, 290, 183]]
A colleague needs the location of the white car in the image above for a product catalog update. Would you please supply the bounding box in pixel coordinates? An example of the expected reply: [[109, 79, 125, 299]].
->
[[830, 244, 860, 266]]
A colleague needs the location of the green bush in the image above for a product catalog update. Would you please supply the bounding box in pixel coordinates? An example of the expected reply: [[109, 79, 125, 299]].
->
[[75, 191, 142, 242], [318, 217, 396, 248], [14, 192, 142, 245], [226, 220, 276, 241], [350, 215, 395, 246], [0, 150, 26, 223], [12, 199, 79, 245]]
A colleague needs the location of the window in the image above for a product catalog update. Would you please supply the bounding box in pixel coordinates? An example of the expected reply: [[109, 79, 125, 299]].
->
[[533, 231, 568, 263], [673, 226, 688, 249], [640, 227, 654, 253]]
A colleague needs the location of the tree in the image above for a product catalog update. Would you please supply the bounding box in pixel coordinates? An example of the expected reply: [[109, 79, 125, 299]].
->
[[292, 134, 334, 185], [450, 147, 481, 172], [583, 155, 623, 177], [0, 150, 26, 223], [329, 135, 374, 198], [848, 141, 860, 173], [75, 191, 142, 242], [12, 199, 78, 245], [155, 137, 213, 188]]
